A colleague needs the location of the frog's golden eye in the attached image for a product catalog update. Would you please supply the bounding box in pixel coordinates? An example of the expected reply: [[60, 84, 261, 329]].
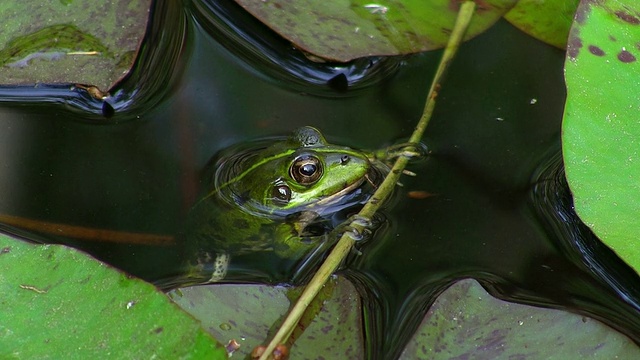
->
[[290, 156, 323, 185], [272, 184, 291, 205]]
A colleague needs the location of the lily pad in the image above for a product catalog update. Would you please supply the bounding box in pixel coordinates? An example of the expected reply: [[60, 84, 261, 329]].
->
[[400, 279, 639, 359], [170, 276, 363, 358], [504, 0, 579, 48], [234, 0, 517, 62], [562, 1, 640, 273], [0, 233, 227, 359], [171, 277, 639, 358], [0, 0, 150, 90]]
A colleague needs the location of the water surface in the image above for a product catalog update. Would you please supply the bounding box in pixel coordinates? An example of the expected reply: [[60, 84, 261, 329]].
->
[[0, 0, 638, 358]]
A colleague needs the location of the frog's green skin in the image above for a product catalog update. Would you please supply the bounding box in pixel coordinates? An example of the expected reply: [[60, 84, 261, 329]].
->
[[180, 126, 385, 285], [0, 24, 110, 67]]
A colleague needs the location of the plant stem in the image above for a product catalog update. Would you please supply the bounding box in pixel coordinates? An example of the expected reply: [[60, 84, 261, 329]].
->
[[258, 2, 476, 359]]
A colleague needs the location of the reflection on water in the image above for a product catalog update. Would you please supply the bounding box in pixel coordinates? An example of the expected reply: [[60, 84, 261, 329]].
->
[[531, 150, 640, 324], [0, 0, 638, 358]]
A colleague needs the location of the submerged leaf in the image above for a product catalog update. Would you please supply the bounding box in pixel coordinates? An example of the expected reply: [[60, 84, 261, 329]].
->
[[0, 233, 227, 359], [0, 24, 110, 68], [563, 1, 640, 273], [234, 0, 517, 62]]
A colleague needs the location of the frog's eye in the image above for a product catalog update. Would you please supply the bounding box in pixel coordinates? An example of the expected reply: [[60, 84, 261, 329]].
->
[[272, 185, 291, 205], [290, 156, 323, 185]]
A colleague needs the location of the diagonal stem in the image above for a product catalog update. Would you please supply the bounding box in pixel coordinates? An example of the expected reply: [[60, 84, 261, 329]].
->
[[258, 2, 477, 358]]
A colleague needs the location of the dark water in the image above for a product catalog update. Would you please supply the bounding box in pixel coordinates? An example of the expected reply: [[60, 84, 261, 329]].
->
[[0, 0, 639, 358]]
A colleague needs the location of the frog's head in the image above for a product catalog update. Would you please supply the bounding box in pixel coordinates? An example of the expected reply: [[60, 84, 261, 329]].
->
[[214, 126, 373, 216]]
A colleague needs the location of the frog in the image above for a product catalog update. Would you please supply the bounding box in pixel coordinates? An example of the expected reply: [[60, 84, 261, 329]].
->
[[168, 126, 388, 288]]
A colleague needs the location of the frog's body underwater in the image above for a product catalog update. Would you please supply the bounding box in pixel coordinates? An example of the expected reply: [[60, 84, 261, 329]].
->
[[163, 126, 389, 288]]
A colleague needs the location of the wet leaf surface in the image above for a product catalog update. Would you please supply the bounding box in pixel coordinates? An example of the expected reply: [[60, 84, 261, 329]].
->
[[0, 0, 150, 90], [171, 276, 637, 358], [563, 1, 640, 273], [400, 279, 640, 359], [0, 233, 226, 359], [504, 0, 579, 48], [233, 0, 517, 62], [170, 276, 363, 358]]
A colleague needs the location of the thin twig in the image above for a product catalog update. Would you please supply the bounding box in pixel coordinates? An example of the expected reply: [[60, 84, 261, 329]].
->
[[258, 2, 477, 358]]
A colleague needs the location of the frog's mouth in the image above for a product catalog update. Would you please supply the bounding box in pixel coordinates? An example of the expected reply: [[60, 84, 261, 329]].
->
[[306, 160, 388, 213], [313, 176, 366, 209]]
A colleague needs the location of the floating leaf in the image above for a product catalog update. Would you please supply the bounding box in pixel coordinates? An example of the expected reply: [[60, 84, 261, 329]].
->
[[563, 1, 640, 272], [400, 279, 640, 359], [504, 0, 579, 48], [171, 277, 638, 358], [0, 233, 227, 359], [234, 0, 517, 62], [170, 276, 363, 358]]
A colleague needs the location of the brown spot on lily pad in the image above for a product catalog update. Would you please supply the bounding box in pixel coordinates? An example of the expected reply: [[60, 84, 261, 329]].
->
[[574, 2, 591, 24], [588, 45, 605, 56], [567, 35, 583, 59], [618, 50, 637, 62], [615, 11, 640, 25]]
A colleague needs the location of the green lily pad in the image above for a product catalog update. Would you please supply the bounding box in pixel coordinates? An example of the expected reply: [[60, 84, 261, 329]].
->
[[504, 0, 579, 48], [400, 279, 639, 359], [562, 1, 640, 273], [234, 0, 517, 62], [0, 0, 150, 90], [0, 233, 227, 359]]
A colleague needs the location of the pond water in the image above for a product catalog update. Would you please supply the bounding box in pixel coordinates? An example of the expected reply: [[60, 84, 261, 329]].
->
[[0, 0, 639, 358]]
